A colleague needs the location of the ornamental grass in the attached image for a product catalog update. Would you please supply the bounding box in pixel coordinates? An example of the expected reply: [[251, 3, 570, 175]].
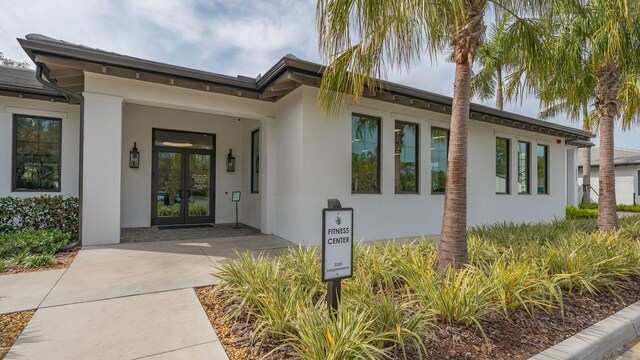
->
[[214, 216, 640, 359]]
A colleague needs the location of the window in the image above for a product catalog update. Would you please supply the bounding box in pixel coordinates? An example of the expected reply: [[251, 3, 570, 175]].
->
[[395, 121, 418, 193], [13, 114, 62, 192], [496, 137, 510, 194], [517, 141, 530, 194], [251, 129, 260, 193], [431, 127, 449, 193], [352, 114, 380, 193], [537, 144, 549, 194]]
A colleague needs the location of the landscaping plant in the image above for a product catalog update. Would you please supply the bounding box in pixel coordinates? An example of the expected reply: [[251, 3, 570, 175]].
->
[[213, 216, 640, 358]]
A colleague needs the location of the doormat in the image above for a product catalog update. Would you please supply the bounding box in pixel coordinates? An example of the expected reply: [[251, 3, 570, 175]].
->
[[157, 224, 214, 230]]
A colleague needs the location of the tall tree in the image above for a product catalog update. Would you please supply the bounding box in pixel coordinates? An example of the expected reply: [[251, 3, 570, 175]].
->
[[537, 59, 598, 204], [0, 52, 30, 68], [468, 14, 514, 110], [316, 0, 548, 269], [538, 0, 640, 230]]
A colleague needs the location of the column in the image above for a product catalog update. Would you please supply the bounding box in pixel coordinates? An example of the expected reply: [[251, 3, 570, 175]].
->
[[260, 117, 276, 234], [81, 92, 124, 245]]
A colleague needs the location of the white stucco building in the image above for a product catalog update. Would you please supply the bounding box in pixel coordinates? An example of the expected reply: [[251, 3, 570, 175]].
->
[[0, 34, 592, 246], [579, 148, 640, 205]]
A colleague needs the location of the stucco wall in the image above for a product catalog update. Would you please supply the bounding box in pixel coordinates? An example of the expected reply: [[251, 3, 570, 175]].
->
[[580, 165, 640, 205], [281, 86, 572, 246], [120, 103, 260, 228], [0, 95, 80, 198]]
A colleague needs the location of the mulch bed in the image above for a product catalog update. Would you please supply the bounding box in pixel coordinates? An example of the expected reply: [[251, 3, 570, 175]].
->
[[1, 248, 79, 276], [196, 276, 640, 359], [0, 310, 34, 359]]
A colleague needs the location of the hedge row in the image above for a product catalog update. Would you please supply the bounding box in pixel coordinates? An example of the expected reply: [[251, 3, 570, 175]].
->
[[0, 195, 79, 240]]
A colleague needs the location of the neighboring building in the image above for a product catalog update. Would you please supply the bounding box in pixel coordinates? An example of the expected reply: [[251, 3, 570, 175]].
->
[[0, 34, 592, 246], [579, 148, 640, 205]]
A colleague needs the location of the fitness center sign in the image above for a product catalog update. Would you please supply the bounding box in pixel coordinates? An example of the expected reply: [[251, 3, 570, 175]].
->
[[322, 207, 354, 281]]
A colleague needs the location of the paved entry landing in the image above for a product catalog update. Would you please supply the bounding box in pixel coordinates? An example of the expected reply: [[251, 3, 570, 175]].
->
[[5, 234, 292, 360], [121, 223, 261, 243]]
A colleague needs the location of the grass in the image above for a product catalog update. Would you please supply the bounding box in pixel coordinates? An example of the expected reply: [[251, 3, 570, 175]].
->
[[213, 216, 640, 359]]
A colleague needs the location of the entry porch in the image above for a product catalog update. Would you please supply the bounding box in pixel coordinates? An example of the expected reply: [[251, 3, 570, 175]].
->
[[81, 72, 278, 246]]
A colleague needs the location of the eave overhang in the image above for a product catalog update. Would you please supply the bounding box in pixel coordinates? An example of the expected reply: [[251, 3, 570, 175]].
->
[[17, 34, 593, 145]]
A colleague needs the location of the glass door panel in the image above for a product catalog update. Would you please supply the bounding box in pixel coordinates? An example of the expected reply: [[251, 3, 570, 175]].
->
[[156, 151, 183, 221], [186, 152, 211, 221]]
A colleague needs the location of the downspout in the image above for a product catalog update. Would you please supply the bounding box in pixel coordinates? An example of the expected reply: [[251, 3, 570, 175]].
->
[[35, 64, 84, 247]]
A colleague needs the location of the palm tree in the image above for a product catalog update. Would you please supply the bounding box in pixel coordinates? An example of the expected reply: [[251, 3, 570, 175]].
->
[[537, 59, 598, 204], [316, 0, 548, 269], [537, 0, 640, 230], [468, 14, 515, 110]]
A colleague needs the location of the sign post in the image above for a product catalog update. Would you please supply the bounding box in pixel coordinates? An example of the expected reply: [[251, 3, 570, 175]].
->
[[231, 191, 241, 229], [322, 199, 353, 315]]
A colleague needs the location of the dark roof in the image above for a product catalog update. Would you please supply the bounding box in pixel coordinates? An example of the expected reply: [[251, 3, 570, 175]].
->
[[585, 148, 640, 167], [15, 34, 593, 143], [0, 64, 64, 99]]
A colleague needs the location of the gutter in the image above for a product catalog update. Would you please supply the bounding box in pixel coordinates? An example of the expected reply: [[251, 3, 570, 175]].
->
[[34, 64, 84, 247]]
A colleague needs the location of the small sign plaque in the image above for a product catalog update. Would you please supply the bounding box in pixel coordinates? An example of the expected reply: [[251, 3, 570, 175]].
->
[[231, 191, 241, 202], [322, 208, 354, 281]]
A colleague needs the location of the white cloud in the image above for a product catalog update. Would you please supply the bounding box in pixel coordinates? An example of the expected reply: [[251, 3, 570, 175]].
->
[[0, 0, 636, 148]]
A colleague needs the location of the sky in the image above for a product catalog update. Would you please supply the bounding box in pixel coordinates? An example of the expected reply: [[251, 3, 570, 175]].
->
[[1, 0, 638, 149]]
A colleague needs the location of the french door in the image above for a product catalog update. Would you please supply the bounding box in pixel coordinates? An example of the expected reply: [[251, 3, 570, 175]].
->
[[152, 130, 215, 225]]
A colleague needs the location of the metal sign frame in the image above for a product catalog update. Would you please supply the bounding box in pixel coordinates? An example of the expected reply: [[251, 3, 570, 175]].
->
[[321, 207, 354, 282]]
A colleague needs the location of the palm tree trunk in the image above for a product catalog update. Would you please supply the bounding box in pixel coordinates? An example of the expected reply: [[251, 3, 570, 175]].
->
[[436, 57, 471, 270], [580, 103, 591, 204], [496, 65, 503, 111], [594, 64, 619, 230]]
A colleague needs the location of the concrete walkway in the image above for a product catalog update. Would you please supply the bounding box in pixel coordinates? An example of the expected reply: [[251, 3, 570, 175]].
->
[[1, 234, 292, 360]]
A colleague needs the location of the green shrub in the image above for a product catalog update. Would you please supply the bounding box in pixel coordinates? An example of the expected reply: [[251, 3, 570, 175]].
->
[[617, 204, 640, 212], [0, 230, 71, 259], [479, 255, 562, 316], [287, 304, 392, 360], [0, 195, 79, 239], [566, 205, 598, 219], [544, 232, 640, 294], [403, 265, 498, 337], [351, 292, 427, 358], [9, 253, 55, 268]]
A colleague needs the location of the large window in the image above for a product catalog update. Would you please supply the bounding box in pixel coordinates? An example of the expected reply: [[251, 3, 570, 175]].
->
[[517, 141, 530, 194], [395, 121, 418, 193], [431, 128, 449, 193], [352, 114, 380, 193], [251, 129, 260, 193], [13, 114, 62, 192], [496, 137, 510, 194], [537, 144, 549, 194]]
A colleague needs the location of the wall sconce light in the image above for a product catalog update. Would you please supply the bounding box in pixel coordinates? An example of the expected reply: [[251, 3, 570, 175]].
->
[[226, 149, 236, 172], [129, 142, 140, 168]]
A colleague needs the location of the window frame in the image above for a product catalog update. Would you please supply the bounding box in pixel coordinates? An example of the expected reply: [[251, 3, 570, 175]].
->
[[12, 114, 63, 193], [351, 113, 382, 194], [537, 144, 549, 195], [495, 137, 511, 195], [430, 126, 450, 195], [394, 120, 419, 194], [251, 128, 260, 194], [517, 141, 531, 195]]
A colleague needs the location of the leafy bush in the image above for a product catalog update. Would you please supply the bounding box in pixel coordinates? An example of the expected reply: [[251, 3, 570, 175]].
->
[[566, 205, 598, 219], [616, 204, 640, 212], [8, 253, 55, 268], [0, 230, 71, 259], [287, 305, 391, 360], [543, 232, 640, 294], [214, 216, 640, 356], [0, 195, 79, 239]]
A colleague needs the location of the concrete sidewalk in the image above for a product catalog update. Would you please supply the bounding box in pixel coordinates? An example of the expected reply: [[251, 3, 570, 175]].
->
[[2, 235, 292, 359]]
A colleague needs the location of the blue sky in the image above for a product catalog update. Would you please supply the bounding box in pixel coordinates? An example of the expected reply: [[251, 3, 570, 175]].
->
[[1, 0, 638, 149]]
